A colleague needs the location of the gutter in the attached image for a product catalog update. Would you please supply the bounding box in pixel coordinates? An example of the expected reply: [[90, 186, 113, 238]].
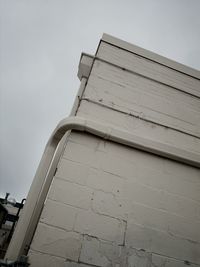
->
[[5, 116, 200, 261]]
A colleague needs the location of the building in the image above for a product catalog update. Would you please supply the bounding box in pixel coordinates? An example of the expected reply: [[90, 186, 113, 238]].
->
[[0, 194, 25, 260], [5, 34, 200, 266]]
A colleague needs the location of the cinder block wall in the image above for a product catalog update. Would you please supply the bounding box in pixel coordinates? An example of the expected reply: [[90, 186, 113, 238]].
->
[[28, 34, 200, 267]]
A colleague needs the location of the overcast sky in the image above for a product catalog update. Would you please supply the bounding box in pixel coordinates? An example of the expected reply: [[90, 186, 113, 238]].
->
[[0, 0, 200, 201]]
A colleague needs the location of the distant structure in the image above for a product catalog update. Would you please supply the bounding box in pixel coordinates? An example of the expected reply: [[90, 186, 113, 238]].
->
[[5, 34, 200, 266], [0, 193, 25, 259]]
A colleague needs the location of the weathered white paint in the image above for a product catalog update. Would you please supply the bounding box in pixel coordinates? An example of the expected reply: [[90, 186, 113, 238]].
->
[[6, 34, 200, 266], [77, 53, 93, 81], [78, 100, 200, 155], [102, 33, 200, 80], [84, 60, 200, 137], [30, 132, 200, 266], [99, 39, 200, 97]]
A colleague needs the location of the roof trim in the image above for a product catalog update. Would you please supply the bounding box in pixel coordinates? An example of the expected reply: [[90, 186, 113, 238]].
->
[[102, 33, 200, 79], [78, 53, 94, 80]]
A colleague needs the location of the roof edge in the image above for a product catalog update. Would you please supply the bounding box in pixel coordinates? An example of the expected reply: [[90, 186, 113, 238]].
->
[[77, 53, 94, 80], [102, 33, 200, 79]]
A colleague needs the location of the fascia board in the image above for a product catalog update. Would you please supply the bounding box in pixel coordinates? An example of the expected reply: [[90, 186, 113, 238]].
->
[[102, 33, 200, 79]]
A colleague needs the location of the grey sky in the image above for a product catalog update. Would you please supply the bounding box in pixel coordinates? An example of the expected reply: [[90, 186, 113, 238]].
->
[[0, 0, 200, 201]]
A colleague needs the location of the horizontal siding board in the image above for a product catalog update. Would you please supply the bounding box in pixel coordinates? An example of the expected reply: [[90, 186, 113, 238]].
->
[[102, 33, 200, 79], [77, 100, 200, 155], [97, 42, 200, 97], [84, 61, 200, 137], [91, 61, 200, 112]]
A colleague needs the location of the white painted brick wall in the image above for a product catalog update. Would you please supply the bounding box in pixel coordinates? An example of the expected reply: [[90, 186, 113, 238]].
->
[[74, 210, 126, 244], [40, 199, 78, 231], [31, 223, 82, 260], [28, 35, 200, 266], [28, 250, 65, 267], [151, 254, 200, 267], [126, 222, 200, 263], [48, 178, 93, 210], [56, 158, 90, 186], [29, 133, 200, 266], [85, 61, 200, 136], [77, 100, 200, 155], [79, 235, 152, 267]]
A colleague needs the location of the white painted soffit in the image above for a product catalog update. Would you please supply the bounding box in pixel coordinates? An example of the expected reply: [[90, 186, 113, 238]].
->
[[102, 33, 200, 79]]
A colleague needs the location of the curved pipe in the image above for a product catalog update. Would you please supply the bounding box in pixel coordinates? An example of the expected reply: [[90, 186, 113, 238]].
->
[[6, 116, 200, 261]]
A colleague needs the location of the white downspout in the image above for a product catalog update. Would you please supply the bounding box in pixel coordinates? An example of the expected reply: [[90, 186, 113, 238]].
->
[[5, 75, 88, 261], [5, 116, 200, 261]]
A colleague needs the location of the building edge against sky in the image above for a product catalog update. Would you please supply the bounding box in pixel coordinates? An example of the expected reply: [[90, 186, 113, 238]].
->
[[5, 34, 200, 266]]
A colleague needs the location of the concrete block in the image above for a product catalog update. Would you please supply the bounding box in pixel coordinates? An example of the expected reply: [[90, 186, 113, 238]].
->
[[63, 139, 107, 170], [137, 166, 200, 202], [74, 210, 126, 244], [28, 249, 65, 267], [86, 168, 124, 196], [92, 190, 128, 220], [128, 202, 200, 243], [56, 158, 90, 185], [68, 131, 103, 150], [64, 261, 92, 267], [123, 179, 200, 221], [98, 240, 127, 266], [161, 190, 200, 221], [98, 152, 137, 179], [79, 236, 110, 266], [151, 254, 200, 267], [123, 180, 166, 211], [40, 199, 78, 231], [123, 148, 164, 173], [31, 223, 82, 261], [48, 177, 93, 210], [80, 235, 151, 267], [127, 249, 151, 267], [63, 141, 97, 166], [126, 222, 200, 264]]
